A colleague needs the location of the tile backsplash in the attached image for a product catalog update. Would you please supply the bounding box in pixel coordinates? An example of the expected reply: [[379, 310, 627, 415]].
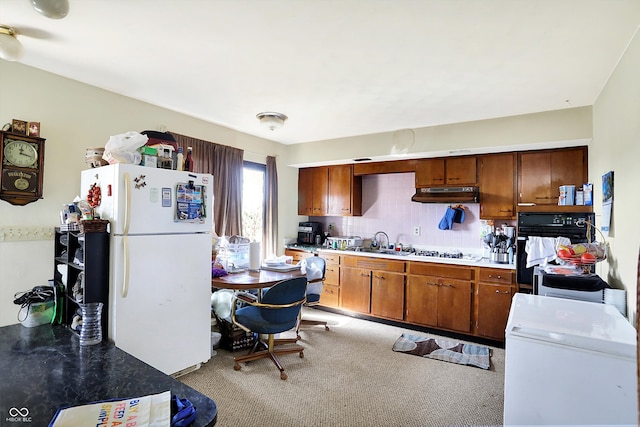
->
[[311, 173, 513, 252]]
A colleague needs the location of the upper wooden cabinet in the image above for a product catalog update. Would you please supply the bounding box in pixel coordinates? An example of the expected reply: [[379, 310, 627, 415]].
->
[[298, 167, 328, 216], [479, 153, 516, 219], [415, 156, 477, 187], [298, 165, 361, 216], [328, 164, 362, 216], [518, 147, 587, 207]]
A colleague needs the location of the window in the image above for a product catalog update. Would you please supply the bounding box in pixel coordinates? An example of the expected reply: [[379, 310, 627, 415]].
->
[[242, 162, 265, 242]]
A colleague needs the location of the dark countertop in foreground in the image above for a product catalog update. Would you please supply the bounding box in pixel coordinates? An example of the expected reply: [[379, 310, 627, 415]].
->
[[0, 323, 217, 426]]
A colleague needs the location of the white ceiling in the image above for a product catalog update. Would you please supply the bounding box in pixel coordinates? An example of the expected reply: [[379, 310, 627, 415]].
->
[[2, 0, 640, 145]]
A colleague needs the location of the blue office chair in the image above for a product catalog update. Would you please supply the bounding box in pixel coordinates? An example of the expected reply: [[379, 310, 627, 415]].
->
[[296, 256, 330, 339], [231, 276, 307, 380]]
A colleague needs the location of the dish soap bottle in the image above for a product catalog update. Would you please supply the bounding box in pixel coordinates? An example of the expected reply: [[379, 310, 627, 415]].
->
[[184, 146, 194, 172], [176, 147, 184, 171]]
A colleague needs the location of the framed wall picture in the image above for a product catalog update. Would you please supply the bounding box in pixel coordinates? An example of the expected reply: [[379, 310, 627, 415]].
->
[[11, 119, 27, 135], [28, 122, 40, 137]]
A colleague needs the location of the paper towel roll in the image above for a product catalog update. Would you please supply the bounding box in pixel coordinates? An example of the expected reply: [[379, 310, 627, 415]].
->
[[249, 241, 261, 271]]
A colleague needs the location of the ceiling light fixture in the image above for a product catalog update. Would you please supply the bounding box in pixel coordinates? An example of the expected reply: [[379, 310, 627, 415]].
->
[[31, 0, 69, 19], [256, 112, 288, 131], [0, 25, 24, 61]]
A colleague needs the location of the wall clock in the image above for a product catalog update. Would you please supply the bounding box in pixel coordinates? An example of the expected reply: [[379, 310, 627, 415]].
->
[[0, 130, 46, 206]]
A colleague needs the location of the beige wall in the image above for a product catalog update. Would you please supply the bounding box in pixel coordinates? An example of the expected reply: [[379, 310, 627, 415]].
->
[[286, 106, 592, 167], [1, 36, 637, 326], [592, 28, 640, 324]]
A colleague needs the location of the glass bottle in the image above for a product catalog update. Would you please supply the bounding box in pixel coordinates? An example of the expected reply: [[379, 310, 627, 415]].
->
[[184, 147, 194, 172]]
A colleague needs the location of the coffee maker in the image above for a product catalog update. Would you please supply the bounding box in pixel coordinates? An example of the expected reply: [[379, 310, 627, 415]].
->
[[297, 221, 323, 245]]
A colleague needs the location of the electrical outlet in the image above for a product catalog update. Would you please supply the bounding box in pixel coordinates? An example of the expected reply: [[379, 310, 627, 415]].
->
[[413, 226, 420, 236]]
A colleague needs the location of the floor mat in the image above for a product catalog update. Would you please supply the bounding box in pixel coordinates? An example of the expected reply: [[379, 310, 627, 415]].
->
[[392, 333, 491, 369]]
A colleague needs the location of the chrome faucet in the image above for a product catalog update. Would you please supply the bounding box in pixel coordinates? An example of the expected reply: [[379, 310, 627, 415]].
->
[[372, 231, 390, 250]]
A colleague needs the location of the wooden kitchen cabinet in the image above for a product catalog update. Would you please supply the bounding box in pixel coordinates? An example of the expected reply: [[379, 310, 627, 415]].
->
[[415, 156, 477, 187], [406, 263, 473, 333], [298, 165, 362, 216], [370, 271, 405, 320], [340, 255, 405, 315], [518, 147, 588, 207], [479, 152, 516, 219], [298, 167, 328, 215], [318, 252, 340, 308], [475, 268, 515, 341], [328, 164, 362, 216], [341, 266, 371, 313], [284, 248, 314, 264]]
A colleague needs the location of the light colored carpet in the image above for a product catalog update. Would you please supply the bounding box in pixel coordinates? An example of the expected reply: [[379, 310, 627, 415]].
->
[[180, 308, 505, 427]]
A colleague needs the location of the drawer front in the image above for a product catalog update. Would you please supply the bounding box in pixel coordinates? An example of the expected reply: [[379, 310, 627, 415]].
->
[[320, 284, 339, 308], [342, 255, 405, 273], [325, 265, 340, 284], [318, 252, 340, 265], [478, 268, 514, 284], [408, 262, 473, 280]]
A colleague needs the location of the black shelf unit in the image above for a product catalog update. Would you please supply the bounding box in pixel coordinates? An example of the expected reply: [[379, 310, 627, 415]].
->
[[53, 228, 109, 338]]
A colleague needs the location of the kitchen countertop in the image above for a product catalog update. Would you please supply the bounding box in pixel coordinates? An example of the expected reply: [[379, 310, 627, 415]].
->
[[313, 247, 515, 270], [0, 323, 217, 426]]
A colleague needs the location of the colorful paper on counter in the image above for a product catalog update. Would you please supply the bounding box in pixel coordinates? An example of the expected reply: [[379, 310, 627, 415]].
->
[[48, 390, 171, 427]]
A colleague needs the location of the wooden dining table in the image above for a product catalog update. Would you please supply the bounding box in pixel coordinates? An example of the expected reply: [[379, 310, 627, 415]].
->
[[211, 267, 305, 291]]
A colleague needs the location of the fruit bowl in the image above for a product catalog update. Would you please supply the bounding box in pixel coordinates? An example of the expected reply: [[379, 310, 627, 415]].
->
[[557, 243, 605, 272]]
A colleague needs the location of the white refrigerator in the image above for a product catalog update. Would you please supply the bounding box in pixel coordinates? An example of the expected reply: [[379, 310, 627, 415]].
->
[[81, 163, 213, 375], [504, 293, 637, 426]]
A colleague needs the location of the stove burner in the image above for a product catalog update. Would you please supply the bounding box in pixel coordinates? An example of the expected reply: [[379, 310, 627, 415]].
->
[[416, 250, 464, 259]]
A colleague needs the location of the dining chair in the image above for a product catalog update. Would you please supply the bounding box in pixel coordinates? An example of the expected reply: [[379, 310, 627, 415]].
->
[[231, 276, 307, 380], [295, 256, 330, 339]]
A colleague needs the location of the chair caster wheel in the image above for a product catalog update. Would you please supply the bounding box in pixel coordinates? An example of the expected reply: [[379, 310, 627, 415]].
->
[[234, 363, 241, 371], [324, 325, 330, 331], [299, 351, 304, 358], [280, 372, 287, 380]]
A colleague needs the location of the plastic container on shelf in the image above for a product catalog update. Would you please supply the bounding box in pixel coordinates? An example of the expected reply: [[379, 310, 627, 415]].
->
[[176, 147, 184, 171]]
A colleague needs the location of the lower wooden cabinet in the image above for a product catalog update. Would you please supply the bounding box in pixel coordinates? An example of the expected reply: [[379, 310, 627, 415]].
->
[[406, 274, 472, 333], [341, 266, 371, 313], [318, 252, 340, 308], [475, 268, 515, 340], [370, 271, 405, 320], [312, 252, 516, 342], [284, 248, 314, 264], [406, 263, 474, 334], [340, 255, 406, 315]]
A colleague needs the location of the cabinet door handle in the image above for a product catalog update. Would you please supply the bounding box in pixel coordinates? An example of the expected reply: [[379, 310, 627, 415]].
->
[[374, 274, 385, 280], [361, 273, 370, 278], [489, 274, 503, 279], [425, 281, 438, 286], [495, 290, 510, 294]]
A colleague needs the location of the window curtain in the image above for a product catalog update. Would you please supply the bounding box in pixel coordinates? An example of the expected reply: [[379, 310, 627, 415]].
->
[[262, 156, 278, 259], [169, 132, 243, 237], [212, 145, 244, 237]]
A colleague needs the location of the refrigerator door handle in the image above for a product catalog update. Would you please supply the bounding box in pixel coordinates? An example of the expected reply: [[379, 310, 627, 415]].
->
[[123, 172, 131, 235], [122, 235, 130, 298]]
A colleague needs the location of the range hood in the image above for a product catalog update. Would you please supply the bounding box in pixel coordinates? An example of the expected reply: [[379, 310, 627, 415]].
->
[[411, 186, 479, 203]]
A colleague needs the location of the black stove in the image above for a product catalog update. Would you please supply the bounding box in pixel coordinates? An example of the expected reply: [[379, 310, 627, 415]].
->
[[415, 250, 464, 259]]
